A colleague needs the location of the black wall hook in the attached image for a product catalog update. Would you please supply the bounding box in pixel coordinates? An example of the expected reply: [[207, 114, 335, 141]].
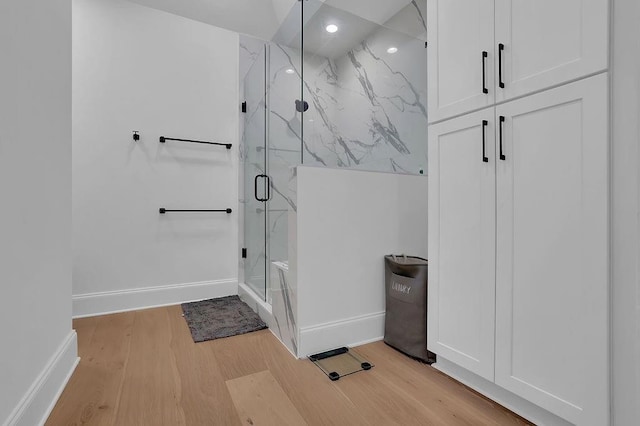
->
[[132, 131, 140, 141]]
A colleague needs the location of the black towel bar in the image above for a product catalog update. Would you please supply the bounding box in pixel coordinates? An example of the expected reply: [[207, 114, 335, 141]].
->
[[159, 208, 232, 214], [159, 136, 232, 149]]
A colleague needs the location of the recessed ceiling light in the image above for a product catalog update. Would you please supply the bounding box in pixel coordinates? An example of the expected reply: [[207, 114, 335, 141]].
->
[[325, 24, 339, 33], [387, 47, 398, 54], [285, 68, 295, 74]]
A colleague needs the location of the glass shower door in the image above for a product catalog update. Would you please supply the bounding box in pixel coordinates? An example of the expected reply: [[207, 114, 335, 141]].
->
[[243, 46, 268, 300], [241, 2, 304, 303]]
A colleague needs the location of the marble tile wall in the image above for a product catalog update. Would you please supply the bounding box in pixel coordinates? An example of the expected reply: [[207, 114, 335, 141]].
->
[[266, 3, 428, 175], [303, 36, 427, 173], [240, 36, 265, 82], [270, 260, 298, 355]]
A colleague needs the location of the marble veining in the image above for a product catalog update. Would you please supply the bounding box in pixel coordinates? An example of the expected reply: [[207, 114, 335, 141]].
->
[[267, 25, 427, 175], [412, 0, 428, 35], [240, 36, 265, 81], [271, 261, 298, 355]]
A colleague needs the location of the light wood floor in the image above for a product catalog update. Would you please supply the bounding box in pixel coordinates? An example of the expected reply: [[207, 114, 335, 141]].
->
[[47, 305, 531, 425]]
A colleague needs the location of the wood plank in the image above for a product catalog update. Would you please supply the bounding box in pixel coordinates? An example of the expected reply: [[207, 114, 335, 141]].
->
[[258, 333, 367, 425], [356, 343, 530, 425], [73, 316, 98, 355], [46, 312, 135, 426], [226, 370, 308, 426], [47, 306, 533, 426], [330, 366, 442, 426], [207, 328, 270, 381], [112, 308, 186, 425], [166, 305, 242, 426]]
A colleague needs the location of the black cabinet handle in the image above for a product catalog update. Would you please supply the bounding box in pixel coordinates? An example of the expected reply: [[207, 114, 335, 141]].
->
[[498, 43, 505, 89], [482, 51, 488, 94], [499, 116, 506, 160], [482, 120, 489, 162]]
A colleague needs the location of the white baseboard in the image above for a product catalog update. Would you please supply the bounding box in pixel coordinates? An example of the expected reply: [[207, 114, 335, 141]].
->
[[298, 311, 385, 358], [3, 331, 79, 426], [73, 279, 238, 318], [432, 357, 572, 426]]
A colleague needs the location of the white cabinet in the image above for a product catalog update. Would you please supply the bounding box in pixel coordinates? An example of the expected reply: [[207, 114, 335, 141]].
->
[[428, 73, 609, 425], [427, 1, 611, 423], [427, 0, 494, 123], [428, 0, 609, 122], [495, 0, 609, 102], [427, 108, 496, 381], [494, 74, 609, 426]]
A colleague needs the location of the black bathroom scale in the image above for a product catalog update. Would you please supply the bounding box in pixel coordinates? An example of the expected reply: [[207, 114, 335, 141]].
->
[[308, 347, 373, 381]]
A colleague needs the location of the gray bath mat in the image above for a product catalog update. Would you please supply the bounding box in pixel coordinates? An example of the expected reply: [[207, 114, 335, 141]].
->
[[181, 295, 267, 343]]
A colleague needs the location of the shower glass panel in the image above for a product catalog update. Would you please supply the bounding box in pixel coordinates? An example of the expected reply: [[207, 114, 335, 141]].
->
[[243, 45, 268, 300], [241, 4, 303, 302], [267, 21, 304, 270], [301, 0, 428, 175]]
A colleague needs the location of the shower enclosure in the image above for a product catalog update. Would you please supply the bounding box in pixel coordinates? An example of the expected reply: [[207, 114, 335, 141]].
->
[[240, 7, 304, 301], [240, 0, 428, 302]]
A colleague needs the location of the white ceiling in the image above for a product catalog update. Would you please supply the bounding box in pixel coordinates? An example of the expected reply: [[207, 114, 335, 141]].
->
[[300, 0, 427, 59], [125, 0, 298, 40], [321, 0, 414, 27], [124, 0, 423, 45]]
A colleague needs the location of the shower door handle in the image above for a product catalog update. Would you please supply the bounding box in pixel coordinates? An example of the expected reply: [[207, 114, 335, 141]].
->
[[254, 174, 270, 202], [254, 174, 265, 202]]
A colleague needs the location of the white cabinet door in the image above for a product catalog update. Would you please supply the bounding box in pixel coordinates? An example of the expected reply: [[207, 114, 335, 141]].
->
[[427, 0, 495, 123], [495, 74, 608, 425], [495, 0, 608, 102], [428, 108, 496, 381]]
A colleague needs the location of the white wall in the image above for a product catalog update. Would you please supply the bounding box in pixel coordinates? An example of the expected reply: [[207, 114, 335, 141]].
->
[[72, 0, 240, 316], [292, 166, 428, 356], [611, 0, 640, 423], [0, 0, 78, 424]]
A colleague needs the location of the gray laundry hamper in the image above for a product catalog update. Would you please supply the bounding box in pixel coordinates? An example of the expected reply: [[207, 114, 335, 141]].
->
[[384, 255, 436, 364]]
